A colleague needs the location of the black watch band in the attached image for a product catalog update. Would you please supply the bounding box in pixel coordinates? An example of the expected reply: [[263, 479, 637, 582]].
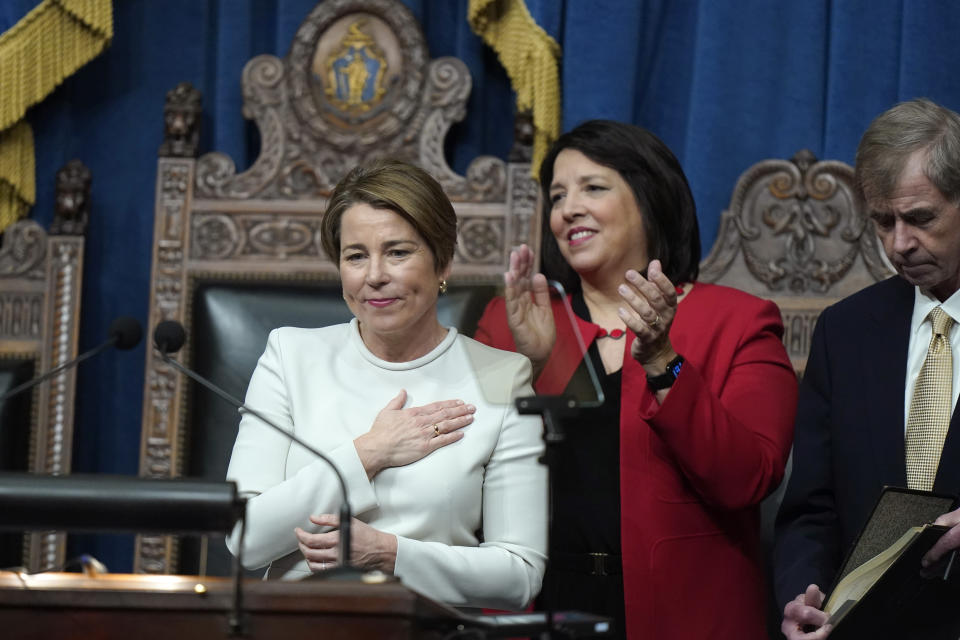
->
[[646, 355, 684, 391]]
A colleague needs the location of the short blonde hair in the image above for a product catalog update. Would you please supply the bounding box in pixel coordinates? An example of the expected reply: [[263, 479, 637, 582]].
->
[[320, 159, 457, 272]]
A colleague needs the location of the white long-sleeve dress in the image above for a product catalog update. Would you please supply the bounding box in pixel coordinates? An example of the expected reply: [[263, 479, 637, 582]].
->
[[225, 320, 547, 610]]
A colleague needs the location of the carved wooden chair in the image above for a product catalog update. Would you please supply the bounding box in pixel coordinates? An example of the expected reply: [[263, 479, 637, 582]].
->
[[699, 149, 892, 638], [0, 160, 89, 573], [135, 0, 538, 576], [700, 149, 892, 375]]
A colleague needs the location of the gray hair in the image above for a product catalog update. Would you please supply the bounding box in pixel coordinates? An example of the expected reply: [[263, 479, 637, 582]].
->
[[855, 98, 960, 207]]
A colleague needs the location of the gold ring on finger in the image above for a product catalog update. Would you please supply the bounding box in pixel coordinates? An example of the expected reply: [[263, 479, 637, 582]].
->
[[649, 314, 661, 329], [433, 424, 440, 437]]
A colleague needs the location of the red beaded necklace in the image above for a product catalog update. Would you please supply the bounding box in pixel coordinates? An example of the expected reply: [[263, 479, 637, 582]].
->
[[595, 282, 688, 339], [596, 328, 626, 339]]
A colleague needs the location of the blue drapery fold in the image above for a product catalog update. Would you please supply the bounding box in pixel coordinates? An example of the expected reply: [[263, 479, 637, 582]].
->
[[21, 0, 960, 571]]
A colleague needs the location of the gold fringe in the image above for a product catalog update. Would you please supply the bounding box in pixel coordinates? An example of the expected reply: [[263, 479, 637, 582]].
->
[[468, 0, 561, 176], [0, 122, 35, 230], [0, 0, 113, 231]]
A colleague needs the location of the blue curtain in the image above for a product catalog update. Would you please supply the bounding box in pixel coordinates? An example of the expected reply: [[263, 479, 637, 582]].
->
[[19, 0, 960, 571]]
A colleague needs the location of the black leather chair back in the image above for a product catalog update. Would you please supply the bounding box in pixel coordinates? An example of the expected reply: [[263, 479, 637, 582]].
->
[[0, 360, 35, 569]]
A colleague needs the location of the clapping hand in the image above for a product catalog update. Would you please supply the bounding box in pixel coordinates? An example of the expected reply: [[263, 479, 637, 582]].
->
[[615, 260, 679, 366], [503, 244, 554, 373]]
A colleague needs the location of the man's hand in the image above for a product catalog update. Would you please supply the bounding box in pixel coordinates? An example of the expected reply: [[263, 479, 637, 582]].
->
[[922, 506, 960, 568], [782, 584, 832, 639]]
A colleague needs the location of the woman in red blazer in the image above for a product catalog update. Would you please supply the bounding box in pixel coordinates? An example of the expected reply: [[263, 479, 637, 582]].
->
[[474, 120, 797, 639]]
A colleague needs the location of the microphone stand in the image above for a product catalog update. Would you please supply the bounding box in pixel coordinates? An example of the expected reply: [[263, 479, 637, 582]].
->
[[154, 349, 356, 573], [516, 395, 580, 639], [0, 316, 141, 403], [515, 281, 607, 640], [0, 339, 114, 403]]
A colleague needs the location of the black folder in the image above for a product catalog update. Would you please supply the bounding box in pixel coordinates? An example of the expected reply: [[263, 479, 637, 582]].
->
[[825, 487, 960, 640]]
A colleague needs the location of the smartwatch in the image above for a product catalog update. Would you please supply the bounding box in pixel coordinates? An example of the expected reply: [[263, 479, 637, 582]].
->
[[646, 354, 684, 391]]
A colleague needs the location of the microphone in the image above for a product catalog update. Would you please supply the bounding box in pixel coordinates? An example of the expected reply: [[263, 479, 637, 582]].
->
[[152, 320, 356, 573], [0, 316, 142, 403]]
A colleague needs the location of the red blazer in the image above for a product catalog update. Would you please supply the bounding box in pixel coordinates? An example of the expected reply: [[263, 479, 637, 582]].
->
[[475, 282, 796, 639]]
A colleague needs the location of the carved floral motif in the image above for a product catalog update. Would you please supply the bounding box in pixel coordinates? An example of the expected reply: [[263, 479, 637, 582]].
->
[[701, 150, 891, 294], [0, 220, 47, 278], [457, 218, 503, 264]]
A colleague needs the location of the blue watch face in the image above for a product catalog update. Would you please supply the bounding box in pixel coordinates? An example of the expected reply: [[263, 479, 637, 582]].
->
[[669, 360, 683, 378]]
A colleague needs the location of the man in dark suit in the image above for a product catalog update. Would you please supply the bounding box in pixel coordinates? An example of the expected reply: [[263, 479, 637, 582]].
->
[[774, 97, 960, 639]]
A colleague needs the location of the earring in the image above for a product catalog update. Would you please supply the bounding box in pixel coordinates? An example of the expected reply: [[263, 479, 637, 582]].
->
[[439, 280, 448, 294]]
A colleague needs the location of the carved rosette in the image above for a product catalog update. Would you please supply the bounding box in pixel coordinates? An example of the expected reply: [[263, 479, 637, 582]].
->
[[700, 151, 891, 294], [0, 220, 47, 279], [456, 217, 504, 265], [191, 214, 241, 260]]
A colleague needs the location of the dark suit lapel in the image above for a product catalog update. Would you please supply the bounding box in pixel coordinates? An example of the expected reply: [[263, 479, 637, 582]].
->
[[934, 409, 960, 494], [865, 278, 914, 488], [936, 338, 960, 493]]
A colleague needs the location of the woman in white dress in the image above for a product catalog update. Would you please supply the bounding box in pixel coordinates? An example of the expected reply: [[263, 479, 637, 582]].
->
[[225, 159, 547, 610]]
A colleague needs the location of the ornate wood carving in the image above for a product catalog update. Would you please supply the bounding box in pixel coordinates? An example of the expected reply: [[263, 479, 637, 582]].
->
[[0, 162, 88, 572], [0, 220, 47, 280], [700, 150, 893, 375], [508, 111, 535, 163], [701, 150, 891, 292], [0, 293, 44, 339], [50, 160, 92, 236], [159, 82, 202, 158], [137, 157, 196, 574], [194, 0, 507, 202]]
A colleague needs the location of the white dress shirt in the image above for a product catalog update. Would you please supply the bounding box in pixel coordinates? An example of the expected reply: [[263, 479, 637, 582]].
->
[[225, 320, 547, 610], [903, 287, 960, 431]]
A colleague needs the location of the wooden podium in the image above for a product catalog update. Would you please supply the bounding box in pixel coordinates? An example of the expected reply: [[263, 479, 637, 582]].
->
[[0, 572, 462, 639]]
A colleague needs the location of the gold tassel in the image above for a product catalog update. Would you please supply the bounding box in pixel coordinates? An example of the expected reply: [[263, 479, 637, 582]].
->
[[0, 0, 113, 231], [468, 0, 561, 176]]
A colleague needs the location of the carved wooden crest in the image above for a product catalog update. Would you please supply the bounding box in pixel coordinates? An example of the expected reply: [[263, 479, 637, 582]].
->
[[701, 150, 891, 294], [700, 150, 893, 375], [194, 0, 506, 203]]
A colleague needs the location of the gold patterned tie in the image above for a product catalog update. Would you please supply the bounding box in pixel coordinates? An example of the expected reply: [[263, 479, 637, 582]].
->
[[906, 306, 955, 491]]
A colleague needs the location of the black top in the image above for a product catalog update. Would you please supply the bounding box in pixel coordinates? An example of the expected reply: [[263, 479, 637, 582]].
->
[[537, 292, 626, 638]]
